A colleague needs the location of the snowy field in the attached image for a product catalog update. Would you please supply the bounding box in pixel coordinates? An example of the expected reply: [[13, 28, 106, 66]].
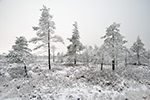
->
[[0, 58, 150, 100]]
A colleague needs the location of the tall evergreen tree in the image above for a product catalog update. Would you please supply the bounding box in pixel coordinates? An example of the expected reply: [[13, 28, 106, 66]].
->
[[7, 36, 32, 76], [131, 36, 145, 65], [67, 22, 84, 65], [101, 22, 127, 70], [30, 5, 63, 70]]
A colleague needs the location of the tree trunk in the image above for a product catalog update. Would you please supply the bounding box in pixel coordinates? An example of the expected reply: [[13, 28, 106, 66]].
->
[[74, 52, 77, 65], [48, 26, 51, 70], [125, 57, 127, 67], [125, 50, 128, 67], [74, 58, 76, 65], [24, 65, 28, 76], [22, 62, 28, 77], [112, 33, 115, 70], [101, 55, 104, 70], [112, 60, 115, 70], [101, 63, 103, 70], [137, 53, 140, 65]]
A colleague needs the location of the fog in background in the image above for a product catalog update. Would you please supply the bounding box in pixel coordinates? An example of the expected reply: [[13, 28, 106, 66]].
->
[[0, 0, 150, 55]]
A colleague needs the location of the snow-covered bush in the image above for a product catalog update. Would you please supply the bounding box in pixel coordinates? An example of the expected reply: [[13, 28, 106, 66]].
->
[[6, 36, 32, 76]]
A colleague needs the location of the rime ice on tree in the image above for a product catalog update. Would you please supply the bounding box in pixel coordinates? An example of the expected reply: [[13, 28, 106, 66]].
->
[[7, 36, 32, 76], [101, 22, 127, 70], [67, 22, 84, 65], [131, 36, 145, 65], [30, 5, 63, 70]]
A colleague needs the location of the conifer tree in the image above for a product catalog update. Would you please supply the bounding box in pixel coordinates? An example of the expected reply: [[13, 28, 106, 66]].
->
[[7, 36, 32, 76], [131, 36, 145, 65], [67, 22, 84, 65], [30, 5, 63, 70], [101, 22, 127, 70]]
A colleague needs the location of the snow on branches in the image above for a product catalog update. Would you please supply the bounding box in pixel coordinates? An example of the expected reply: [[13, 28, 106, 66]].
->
[[67, 22, 84, 64]]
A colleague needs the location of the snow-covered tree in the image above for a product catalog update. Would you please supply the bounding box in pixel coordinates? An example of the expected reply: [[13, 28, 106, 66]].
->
[[145, 50, 150, 59], [7, 36, 32, 76], [81, 46, 93, 64], [101, 22, 127, 70], [131, 36, 145, 65], [99, 44, 110, 70], [67, 22, 84, 65], [51, 45, 56, 62], [30, 5, 64, 70], [92, 45, 100, 64], [121, 47, 132, 67]]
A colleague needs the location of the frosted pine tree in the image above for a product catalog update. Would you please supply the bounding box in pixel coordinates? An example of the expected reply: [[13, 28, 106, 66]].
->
[[99, 44, 110, 70], [131, 36, 145, 65], [7, 36, 32, 76], [67, 22, 84, 65], [101, 23, 127, 70], [30, 5, 63, 70]]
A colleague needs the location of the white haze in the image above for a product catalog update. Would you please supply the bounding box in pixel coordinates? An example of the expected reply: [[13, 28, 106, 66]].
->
[[0, 0, 150, 54]]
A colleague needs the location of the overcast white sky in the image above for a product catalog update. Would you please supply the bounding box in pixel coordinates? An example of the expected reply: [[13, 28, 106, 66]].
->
[[0, 0, 150, 54]]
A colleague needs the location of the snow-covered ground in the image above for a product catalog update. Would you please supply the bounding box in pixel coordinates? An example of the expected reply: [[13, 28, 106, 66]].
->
[[0, 58, 150, 100]]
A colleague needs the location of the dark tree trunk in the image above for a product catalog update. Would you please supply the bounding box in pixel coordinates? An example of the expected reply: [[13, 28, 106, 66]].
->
[[48, 23, 51, 70], [101, 63, 103, 70], [125, 51, 128, 67], [101, 55, 104, 70], [24, 65, 28, 76], [74, 53, 77, 65], [112, 60, 115, 70], [22, 62, 27, 77], [112, 33, 115, 70], [74, 59, 76, 65], [125, 57, 127, 67]]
